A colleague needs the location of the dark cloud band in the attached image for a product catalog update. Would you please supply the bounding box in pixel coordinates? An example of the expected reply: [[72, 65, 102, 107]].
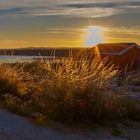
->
[[62, 1, 140, 8]]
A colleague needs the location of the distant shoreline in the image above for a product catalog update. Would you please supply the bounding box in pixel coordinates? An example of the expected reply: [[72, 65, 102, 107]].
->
[[0, 48, 87, 56]]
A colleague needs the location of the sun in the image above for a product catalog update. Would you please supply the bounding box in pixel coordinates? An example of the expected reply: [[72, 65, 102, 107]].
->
[[85, 26, 105, 47]]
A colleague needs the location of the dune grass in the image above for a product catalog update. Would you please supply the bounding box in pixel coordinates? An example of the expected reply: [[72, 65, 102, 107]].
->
[[0, 56, 140, 124]]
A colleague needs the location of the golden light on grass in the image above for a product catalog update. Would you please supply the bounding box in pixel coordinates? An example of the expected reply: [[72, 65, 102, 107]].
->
[[84, 26, 105, 47], [0, 55, 140, 123]]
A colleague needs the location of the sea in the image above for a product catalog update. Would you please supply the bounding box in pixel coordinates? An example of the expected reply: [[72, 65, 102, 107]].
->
[[0, 55, 55, 63]]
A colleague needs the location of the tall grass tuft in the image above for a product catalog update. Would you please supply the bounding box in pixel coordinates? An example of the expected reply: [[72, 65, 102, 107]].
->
[[29, 57, 121, 122]]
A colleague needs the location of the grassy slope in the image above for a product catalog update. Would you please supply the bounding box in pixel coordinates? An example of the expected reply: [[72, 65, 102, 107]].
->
[[0, 56, 140, 124]]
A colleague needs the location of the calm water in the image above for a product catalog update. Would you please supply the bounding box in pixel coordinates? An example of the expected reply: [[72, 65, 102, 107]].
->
[[0, 55, 55, 63]]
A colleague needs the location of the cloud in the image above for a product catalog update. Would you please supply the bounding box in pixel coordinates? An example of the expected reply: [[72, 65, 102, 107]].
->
[[105, 26, 140, 36], [0, 0, 140, 18], [62, 1, 140, 8], [0, 7, 29, 17]]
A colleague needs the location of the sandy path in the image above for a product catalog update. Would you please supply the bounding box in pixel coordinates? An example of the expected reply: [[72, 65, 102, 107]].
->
[[0, 108, 137, 140]]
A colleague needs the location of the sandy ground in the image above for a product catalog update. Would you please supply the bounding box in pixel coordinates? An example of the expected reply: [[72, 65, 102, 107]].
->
[[0, 108, 140, 140]]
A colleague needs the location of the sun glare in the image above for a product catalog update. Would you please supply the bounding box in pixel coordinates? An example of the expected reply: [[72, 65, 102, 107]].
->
[[85, 26, 105, 47]]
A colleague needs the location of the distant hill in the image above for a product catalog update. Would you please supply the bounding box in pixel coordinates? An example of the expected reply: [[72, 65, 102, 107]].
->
[[0, 48, 89, 57]]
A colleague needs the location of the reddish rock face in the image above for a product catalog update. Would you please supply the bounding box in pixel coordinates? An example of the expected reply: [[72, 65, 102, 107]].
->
[[90, 43, 140, 71]]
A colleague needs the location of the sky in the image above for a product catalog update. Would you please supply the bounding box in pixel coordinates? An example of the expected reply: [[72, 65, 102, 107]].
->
[[0, 0, 140, 48]]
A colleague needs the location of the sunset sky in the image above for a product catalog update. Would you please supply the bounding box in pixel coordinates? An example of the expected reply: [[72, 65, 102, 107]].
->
[[0, 0, 140, 48]]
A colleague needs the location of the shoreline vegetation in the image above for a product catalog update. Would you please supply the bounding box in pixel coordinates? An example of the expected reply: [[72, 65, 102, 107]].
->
[[0, 55, 140, 126]]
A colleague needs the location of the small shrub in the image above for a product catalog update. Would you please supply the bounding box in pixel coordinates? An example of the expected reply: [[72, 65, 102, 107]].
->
[[0, 64, 29, 95]]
